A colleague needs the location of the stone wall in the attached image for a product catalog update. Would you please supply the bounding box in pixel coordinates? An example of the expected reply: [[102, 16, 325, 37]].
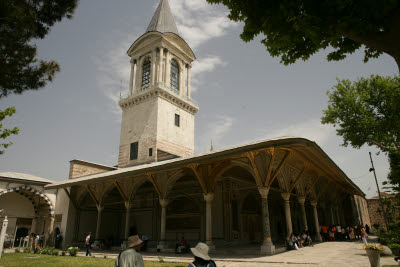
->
[[368, 195, 399, 228], [69, 160, 115, 179]]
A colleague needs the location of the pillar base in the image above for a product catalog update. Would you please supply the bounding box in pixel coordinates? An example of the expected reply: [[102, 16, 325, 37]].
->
[[260, 245, 275, 255]]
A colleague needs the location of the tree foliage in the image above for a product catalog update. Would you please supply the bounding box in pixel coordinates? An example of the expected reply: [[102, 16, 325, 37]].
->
[[206, 0, 400, 71], [0, 0, 79, 98], [0, 107, 19, 154], [322, 75, 400, 195]]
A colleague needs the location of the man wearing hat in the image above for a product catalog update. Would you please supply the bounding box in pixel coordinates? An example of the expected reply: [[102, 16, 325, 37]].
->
[[189, 242, 217, 267], [115, 235, 145, 267]]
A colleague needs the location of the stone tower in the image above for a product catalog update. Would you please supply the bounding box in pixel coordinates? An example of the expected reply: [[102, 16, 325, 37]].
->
[[118, 0, 198, 167]]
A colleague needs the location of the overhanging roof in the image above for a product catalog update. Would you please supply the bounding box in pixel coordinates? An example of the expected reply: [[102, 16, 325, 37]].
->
[[45, 137, 365, 197]]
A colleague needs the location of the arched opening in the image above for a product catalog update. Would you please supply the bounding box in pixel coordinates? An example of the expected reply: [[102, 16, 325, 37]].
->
[[241, 193, 261, 242], [101, 186, 125, 248], [76, 192, 97, 243], [142, 57, 151, 87], [170, 59, 179, 92], [165, 173, 203, 243], [130, 181, 158, 242]]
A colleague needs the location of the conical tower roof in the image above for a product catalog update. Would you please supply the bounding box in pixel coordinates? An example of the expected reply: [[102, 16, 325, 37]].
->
[[146, 0, 179, 35]]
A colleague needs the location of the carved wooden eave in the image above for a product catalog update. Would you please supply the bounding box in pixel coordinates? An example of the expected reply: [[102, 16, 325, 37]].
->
[[45, 137, 366, 199]]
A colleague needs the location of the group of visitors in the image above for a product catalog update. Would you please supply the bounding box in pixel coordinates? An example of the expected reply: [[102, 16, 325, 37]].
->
[[115, 235, 216, 267], [84, 231, 216, 267], [320, 223, 370, 245], [286, 227, 313, 250]]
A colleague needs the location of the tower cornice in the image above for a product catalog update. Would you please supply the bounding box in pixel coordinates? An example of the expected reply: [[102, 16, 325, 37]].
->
[[119, 84, 199, 115]]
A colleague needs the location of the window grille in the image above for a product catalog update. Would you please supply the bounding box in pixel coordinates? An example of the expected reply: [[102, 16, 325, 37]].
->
[[142, 58, 151, 86], [130, 142, 139, 160], [170, 59, 179, 92]]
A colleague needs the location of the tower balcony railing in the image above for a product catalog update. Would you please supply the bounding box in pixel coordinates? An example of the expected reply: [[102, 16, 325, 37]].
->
[[120, 82, 198, 106]]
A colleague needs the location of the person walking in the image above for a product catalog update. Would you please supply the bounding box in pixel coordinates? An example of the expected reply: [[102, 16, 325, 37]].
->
[[361, 227, 368, 245], [188, 242, 217, 267], [85, 232, 92, 256], [115, 235, 145, 267]]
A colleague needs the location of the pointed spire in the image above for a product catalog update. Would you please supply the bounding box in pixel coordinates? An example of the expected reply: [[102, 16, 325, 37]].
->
[[210, 139, 214, 152], [146, 0, 179, 35]]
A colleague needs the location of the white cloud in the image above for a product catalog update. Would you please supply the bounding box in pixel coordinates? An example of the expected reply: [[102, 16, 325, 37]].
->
[[191, 56, 225, 92], [168, 0, 238, 48], [197, 115, 235, 152], [94, 31, 139, 117]]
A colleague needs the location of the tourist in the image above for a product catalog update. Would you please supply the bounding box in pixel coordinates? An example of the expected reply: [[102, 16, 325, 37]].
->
[[328, 226, 335, 241], [188, 242, 217, 267], [341, 227, 345, 241], [140, 234, 148, 251], [115, 235, 145, 267], [85, 232, 92, 256], [361, 227, 368, 245], [349, 226, 355, 240], [336, 225, 342, 241], [286, 233, 295, 250], [321, 224, 329, 242], [176, 236, 187, 253]]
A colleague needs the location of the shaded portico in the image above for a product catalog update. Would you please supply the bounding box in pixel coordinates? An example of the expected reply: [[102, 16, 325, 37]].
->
[[47, 137, 366, 255]]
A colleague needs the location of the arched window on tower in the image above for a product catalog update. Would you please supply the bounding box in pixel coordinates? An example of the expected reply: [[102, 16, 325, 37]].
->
[[141, 58, 151, 87], [170, 59, 179, 92]]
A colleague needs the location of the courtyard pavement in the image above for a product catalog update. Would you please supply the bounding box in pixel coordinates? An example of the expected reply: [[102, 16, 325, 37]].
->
[[5, 236, 399, 266]]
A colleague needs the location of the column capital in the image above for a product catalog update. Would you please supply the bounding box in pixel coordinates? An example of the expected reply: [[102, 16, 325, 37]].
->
[[258, 187, 270, 198], [96, 204, 103, 212], [124, 201, 131, 210], [310, 201, 318, 207], [203, 193, 214, 202], [130, 58, 137, 64], [298, 196, 306, 205], [281, 192, 291, 202], [159, 198, 169, 208], [186, 63, 192, 69]]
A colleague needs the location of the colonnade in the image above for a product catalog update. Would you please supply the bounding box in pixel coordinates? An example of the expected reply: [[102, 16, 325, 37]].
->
[[88, 185, 348, 254], [128, 47, 192, 98]]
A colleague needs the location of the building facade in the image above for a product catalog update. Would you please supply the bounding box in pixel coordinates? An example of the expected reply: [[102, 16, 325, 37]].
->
[[0, 172, 57, 246], [43, 0, 370, 256]]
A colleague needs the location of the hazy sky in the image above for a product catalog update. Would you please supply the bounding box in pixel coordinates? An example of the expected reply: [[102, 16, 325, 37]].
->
[[0, 0, 398, 198]]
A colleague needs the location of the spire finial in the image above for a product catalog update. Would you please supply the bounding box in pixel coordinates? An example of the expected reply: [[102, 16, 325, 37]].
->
[[210, 140, 214, 152], [146, 0, 179, 35]]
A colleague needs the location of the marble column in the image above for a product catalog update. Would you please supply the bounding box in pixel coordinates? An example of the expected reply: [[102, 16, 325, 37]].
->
[[158, 47, 164, 84], [335, 208, 341, 225], [330, 207, 335, 225], [134, 58, 142, 93], [151, 49, 157, 85], [124, 201, 131, 240], [158, 199, 168, 249], [258, 187, 275, 255], [281, 192, 293, 235], [164, 49, 171, 87], [129, 59, 136, 95], [179, 61, 184, 96], [187, 65, 191, 98], [298, 197, 308, 230], [310, 201, 322, 241], [95, 204, 103, 241], [47, 217, 55, 246], [204, 193, 215, 249]]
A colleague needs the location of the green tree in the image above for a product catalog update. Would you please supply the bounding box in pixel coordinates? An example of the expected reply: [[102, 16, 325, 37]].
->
[[322, 75, 400, 196], [0, 107, 19, 155], [206, 0, 400, 72], [0, 0, 78, 153], [0, 0, 78, 97]]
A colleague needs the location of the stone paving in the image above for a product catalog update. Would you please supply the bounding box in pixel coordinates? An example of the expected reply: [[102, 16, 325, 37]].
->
[[5, 236, 399, 266]]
